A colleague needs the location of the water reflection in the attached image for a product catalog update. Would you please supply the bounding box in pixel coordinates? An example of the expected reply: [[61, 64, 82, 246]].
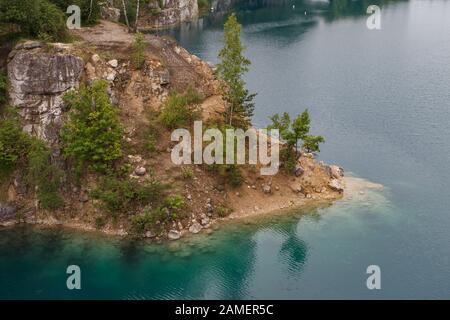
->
[[153, 0, 409, 54]]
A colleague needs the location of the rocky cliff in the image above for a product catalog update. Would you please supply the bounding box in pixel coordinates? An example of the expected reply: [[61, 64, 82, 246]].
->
[[142, 0, 199, 28], [7, 42, 84, 147]]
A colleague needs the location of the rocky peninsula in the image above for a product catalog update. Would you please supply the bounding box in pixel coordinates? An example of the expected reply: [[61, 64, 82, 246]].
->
[[0, 20, 346, 241]]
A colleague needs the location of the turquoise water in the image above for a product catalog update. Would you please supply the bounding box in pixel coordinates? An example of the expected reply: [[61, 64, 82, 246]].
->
[[1, 0, 450, 299]]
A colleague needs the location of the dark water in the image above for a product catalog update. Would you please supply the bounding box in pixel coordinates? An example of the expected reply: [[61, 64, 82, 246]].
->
[[1, 0, 450, 299]]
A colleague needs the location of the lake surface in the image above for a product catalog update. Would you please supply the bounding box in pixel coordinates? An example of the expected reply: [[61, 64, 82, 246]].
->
[[1, 0, 450, 299]]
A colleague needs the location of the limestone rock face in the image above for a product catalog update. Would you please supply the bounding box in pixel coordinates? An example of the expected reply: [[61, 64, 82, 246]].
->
[[7, 42, 84, 145], [0, 202, 17, 221], [100, 6, 121, 22], [145, 0, 198, 28]]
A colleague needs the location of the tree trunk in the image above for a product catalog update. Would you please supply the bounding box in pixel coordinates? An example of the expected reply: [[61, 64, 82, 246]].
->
[[87, 0, 94, 21], [229, 105, 233, 126], [134, 0, 140, 32], [122, 0, 130, 29]]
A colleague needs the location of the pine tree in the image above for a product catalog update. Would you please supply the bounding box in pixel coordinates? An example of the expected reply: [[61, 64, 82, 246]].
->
[[217, 13, 256, 128]]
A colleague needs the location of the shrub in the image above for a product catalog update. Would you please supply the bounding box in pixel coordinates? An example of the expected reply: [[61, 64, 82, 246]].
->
[[95, 216, 106, 229], [164, 194, 185, 210], [130, 194, 186, 234], [0, 0, 69, 42], [61, 80, 123, 173], [208, 163, 243, 187], [26, 140, 64, 210], [216, 205, 231, 217], [198, 0, 210, 12], [0, 108, 30, 177], [90, 175, 167, 215], [226, 164, 243, 187], [28, 141, 64, 208], [181, 167, 194, 179], [131, 32, 147, 69], [159, 89, 202, 129], [130, 209, 154, 233], [0, 72, 7, 106], [145, 132, 157, 153]]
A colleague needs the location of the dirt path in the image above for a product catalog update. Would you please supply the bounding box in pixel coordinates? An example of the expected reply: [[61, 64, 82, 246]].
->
[[72, 20, 214, 95]]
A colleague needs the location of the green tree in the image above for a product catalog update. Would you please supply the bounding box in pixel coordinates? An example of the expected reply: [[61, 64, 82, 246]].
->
[[268, 109, 324, 172], [0, 0, 69, 41], [217, 13, 256, 128], [131, 32, 147, 69], [61, 80, 123, 173], [302, 135, 325, 153]]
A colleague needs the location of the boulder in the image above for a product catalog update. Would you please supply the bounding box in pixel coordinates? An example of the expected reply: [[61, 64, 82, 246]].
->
[[168, 229, 181, 240], [100, 6, 121, 22], [145, 230, 156, 238], [293, 165, 305, 177], [108, 59, 119, 68], [328, 165, 344, 179], [146, 0, 198, 27], [328, 179, 344, 192], [0, 202, 17, 221], [262, 184, 271, 194], [201, 217, 210, 226], [189, 222, 202, 234], [135, 167, 147, 176]]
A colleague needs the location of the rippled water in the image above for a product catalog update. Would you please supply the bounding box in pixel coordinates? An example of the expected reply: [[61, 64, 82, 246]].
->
[[1, 0, 450, 299]]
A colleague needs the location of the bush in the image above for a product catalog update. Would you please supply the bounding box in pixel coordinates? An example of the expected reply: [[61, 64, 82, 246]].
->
[[159, 89, 202, 129], [130, 194, 186, 234], [164, 194, 185, 210], [61, 80, 123, 173], [90, 175, 167, 215], [216, 205, 232, 217], [181, 167, 194, 179], [26, 140, 64, 210], [131, 32, 147, 69], [0, 108, 30, 177], [0, 0, 69, 42], [198, 0, 210, 12], [145, 132, 157, 153], [0, 72, 7, 106], [226, 164, 243, 187]]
